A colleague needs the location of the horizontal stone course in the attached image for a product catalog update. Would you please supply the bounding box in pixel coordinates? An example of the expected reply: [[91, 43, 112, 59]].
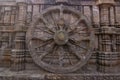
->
[[0, 73, 120, 80]]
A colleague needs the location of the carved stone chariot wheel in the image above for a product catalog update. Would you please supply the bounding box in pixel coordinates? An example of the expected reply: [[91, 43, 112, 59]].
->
[[26, 5, 94, 73]]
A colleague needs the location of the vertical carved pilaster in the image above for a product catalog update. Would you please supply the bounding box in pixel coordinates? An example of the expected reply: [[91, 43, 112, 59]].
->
[[116, 27, 120, 64], [96, 0, 118, 73], [11, 1, 27, 71], [100, 5, 109, 25]]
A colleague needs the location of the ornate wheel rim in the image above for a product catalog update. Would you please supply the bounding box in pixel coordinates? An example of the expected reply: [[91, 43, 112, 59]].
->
[[26, 5, 95, 73]]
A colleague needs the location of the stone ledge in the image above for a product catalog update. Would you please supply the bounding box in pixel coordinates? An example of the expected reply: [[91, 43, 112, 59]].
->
[[0, 69, 120, 80], [0, 74, 120, 80]]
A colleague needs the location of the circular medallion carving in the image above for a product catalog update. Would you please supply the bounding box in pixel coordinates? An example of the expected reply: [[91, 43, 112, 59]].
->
[[26, 5, 95, 73]]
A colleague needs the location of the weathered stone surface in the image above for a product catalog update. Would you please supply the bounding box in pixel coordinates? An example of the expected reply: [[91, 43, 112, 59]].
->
[[0, 0, 120, 80], [0, 71, 119, 80]]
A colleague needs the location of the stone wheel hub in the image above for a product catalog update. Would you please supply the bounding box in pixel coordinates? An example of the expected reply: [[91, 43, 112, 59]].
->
[[54, 30, 68, 45], [26, 5, 94, 73]]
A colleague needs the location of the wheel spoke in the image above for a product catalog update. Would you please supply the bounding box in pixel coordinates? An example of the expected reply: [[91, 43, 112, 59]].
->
[[40, 15, 55, 33], [66, 43, 82, 60], [57, 46, 65, 67], [50, 12, 60, 30], [68, 18, 85, 33], [69, 27, 88, 36], [63, 45, 74, 65], [59, 5, 64, 19], [69, 43, 86, 60], [57, 18, 68, 31], [58, 5, 67, 30], [70, 36, 90, 43], [63, 24, 68, 31], [35, 39, 53, 49], [36, 27, 54, 35], [71, 16, 85, 27], [69, 39, 88, 50], [32, 30, 53, 41], [39, 43, 55, 60], [51, 44, 58, 59], [68, 28, 78, 36], [31, 37, 52, 41]]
